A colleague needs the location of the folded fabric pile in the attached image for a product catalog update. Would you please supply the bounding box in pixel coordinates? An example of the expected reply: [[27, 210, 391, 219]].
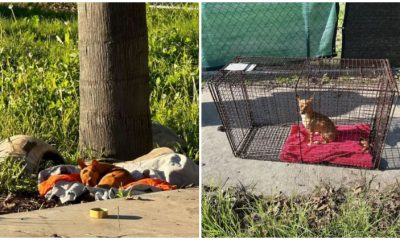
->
[[279, 123, 374, 169], [38, 165, 176, 203]]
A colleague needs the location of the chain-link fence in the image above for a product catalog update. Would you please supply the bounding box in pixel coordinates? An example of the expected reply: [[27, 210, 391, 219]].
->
[[202, 3, 339, 70], [202, 3, 400, 70], [342, 3, 400, 67]]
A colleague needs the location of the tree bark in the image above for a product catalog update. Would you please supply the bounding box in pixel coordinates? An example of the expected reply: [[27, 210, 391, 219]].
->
[[78, 3, 152, 160]]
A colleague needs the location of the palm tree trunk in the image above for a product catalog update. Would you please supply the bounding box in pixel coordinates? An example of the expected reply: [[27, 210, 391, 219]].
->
[[78, 3, 152, 160]]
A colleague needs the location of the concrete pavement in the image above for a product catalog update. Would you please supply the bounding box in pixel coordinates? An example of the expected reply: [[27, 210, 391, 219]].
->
[[202, 83, 400, 195], [0, 188, 199, 237]]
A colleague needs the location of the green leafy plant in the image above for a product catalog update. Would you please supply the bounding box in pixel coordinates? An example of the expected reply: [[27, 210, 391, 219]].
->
[[0, 157, 37, 194], [275, 75, 299, 85]]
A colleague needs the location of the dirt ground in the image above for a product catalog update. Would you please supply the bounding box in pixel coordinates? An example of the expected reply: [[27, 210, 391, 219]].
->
[[0, 193, 62, 215]]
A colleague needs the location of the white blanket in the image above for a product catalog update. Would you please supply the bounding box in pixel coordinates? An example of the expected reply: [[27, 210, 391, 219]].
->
[[39, 166, 166, 203], [116, 153, 199, 187], [38, 153, 198, 203]]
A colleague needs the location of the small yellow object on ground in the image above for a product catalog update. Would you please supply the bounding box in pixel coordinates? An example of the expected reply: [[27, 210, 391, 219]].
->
[[89, 208, 108, 219]]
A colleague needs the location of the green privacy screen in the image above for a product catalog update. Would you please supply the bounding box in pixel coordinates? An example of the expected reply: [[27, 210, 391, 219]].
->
[[202, 3, 339, 69]]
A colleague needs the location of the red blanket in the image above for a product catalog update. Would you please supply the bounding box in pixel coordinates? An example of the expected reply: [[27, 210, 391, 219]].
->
[[279, 124, 374, 169]]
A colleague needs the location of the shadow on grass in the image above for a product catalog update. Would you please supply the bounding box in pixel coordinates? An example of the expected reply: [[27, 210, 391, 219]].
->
[[0, 3, 76, 21]]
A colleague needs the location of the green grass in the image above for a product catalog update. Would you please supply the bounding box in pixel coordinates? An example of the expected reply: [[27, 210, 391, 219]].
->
[[0, 157, 37, 195], [147, 4, 199, 161], [335, 2, 345, 58], [0, 3, 199, 170], [202, 184, 400, 237]]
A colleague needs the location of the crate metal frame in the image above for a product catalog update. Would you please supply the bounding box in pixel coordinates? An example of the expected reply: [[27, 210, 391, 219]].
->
[[208, 57, 398, 169]]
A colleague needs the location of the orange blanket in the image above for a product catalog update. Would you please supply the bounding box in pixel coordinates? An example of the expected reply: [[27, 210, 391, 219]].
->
[[38, 174, 176, 197], [38, 174, 81, 197], [123, 178, 177, 191]]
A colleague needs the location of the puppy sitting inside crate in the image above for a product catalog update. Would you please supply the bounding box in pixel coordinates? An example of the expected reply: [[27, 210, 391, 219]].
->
[[296, 94, 337, 145]]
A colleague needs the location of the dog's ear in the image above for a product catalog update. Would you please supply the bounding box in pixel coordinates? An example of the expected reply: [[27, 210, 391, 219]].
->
[[296, 94, 300, 102], [91, 159, 99, 168], [308, 93, 315, 102], [77, 159, 87, 169]]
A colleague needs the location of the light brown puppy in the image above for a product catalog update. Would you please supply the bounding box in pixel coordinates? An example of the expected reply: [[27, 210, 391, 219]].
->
[[360, 137, 372, 153], [77, 159, 135, 189], [296, 94, 337, 145]]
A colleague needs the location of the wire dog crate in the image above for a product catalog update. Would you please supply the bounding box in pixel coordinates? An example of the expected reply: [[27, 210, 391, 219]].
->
[[208, 57, 398, 169]]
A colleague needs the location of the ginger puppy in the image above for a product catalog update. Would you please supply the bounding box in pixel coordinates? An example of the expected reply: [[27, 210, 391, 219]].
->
[[78, 159, 134, 188], [296, 94, 337, 145]]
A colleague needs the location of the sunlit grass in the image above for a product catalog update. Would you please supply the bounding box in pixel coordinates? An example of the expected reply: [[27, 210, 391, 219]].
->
[[202, 184, 400, 237], [0, 3, 199, 168]]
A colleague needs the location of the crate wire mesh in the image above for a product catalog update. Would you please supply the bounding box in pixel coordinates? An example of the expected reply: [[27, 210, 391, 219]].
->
[[208, 57, 398, 169]]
